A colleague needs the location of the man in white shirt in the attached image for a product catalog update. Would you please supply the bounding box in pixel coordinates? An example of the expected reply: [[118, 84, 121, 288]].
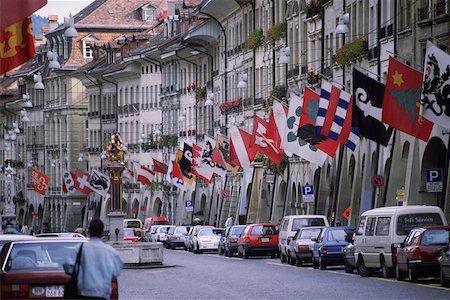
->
[[225, 214, 235, 227]]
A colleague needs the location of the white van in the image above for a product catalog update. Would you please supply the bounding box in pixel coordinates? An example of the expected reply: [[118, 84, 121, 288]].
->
[[354, 205, 447, 277], [278, 215, 329, 262]]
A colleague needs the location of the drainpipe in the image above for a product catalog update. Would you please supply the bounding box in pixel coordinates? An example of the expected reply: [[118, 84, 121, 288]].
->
[[175, 49, 198, 144], [100, 74, 118, 132]]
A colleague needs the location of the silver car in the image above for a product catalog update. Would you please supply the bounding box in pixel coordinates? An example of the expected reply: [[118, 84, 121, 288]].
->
[[287, 226, 325, 266]]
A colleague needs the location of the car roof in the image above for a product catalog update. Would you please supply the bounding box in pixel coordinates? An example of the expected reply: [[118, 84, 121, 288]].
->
[[247, 223, 278, 227], [299, 226, 326, 231], [416, 226, 450, 231], [361, 205, 443, 216], [0, 234, 37, 241], [285, 215, 327, 219], [9, 239, 87, 244], [325, 226, 356, 230]]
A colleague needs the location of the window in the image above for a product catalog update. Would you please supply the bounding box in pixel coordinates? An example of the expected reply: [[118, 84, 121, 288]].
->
[[375, 217, 391, 236], [291, 218, 326, 231], [365, 217, 376, 236], [421, 229, 449, 246], [396, 213, 444, 235], [143, 7, 155, 21], [82, 41, 93, 59]]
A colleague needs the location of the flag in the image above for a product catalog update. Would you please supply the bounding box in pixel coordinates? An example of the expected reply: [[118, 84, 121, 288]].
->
[[135, 162, 154, 187], [174, 145, 196, 185], [192, 143, 215, 183], [166, 153, 186, 189], [266, 100, 287, 164], [123, 167, 135, 182], [0, 17, 36, 75], [0, 0, 47, 30], [62, 170, 75, 194], [229, 126, 255, 170], [31, 167, 49, 196], [204, 135, 228, 177], [282, 92, 329, 165], [152, 158, 168, 174], [298, 87, 339, 157], [72, 169, 92, 196], [252, 108, 283, 165], [212, 133, 239, 174], [421, 41, 450, 130], [382, 57, 434, 142], [316, 80, 360, 151], [88, 169, 110, 196], [352, 68, 393, 146]]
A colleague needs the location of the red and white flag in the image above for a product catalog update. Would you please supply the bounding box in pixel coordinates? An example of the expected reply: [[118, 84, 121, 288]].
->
[[123, 167, 135, 182], [192, 143, 214, 183], [31, 167, 49, 196], [135, 162, 154, 186], [252, 114, 284, 165], [229, 126, 256, 170], [72, 169, 92, 196]]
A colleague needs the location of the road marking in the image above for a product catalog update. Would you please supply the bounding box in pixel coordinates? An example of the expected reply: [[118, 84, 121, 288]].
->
[[205, 254, 243, 261], [266, 262, 303, 269], [372, 277, 450, 291], [324, 270, 359, 277]]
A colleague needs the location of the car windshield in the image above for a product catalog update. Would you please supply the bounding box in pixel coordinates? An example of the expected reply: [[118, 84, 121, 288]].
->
[[230, 226, 245, 237], [124, 230, 135, 237], [174, 227, 188, 235], [292, 218, 326, 231], [124, 221, 141, 228], [150, 226, 160, 234], [4, 242, 82, 271], [298, 228, 322, 240], [168, 227, 176, 234], [327, 229, 355, 242], [421, 229, 449, 246], [251, 225, 279, 236], [198, 229, 222, 237], [396, 214, 443, 235], [160, 227, 171, 233]]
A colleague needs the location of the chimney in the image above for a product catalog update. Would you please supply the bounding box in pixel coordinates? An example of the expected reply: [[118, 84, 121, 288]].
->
[[48, 15, 59, 31]]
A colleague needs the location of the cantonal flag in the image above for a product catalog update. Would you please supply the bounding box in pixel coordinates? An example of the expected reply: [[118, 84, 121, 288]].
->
[[229, 126, 256, 170], [0, 17, 36, 75], [31, 167, 49, 196], [382, 57, 434, 142], [152, 158, 168, 174], [0, 0, 47, 30], [135, 162, 154, 186]]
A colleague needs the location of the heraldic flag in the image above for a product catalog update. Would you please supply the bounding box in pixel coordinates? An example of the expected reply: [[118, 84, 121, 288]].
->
[[352, 68, 393, 146], [421, 41, 450, 130], [382, 57, 434, 142], [1, 0, 47, 30], [31, 167, 49, 196]]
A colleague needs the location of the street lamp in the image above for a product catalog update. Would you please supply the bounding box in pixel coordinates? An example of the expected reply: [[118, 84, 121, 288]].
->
[[279, 46, 291, 64], [34, 73, 44, 90], [237, 73, 248, 88], [336, 13, 350, 34], [205, 92, 214, 136]]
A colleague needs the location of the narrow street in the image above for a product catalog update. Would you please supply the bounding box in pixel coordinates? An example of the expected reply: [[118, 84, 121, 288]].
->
[[119, 249, 450, 299]]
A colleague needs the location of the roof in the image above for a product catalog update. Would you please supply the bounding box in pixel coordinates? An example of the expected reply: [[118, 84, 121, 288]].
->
[[361, 205, 445, 216]]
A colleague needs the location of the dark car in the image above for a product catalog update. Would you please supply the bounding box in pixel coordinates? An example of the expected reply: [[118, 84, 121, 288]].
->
[[221, 225, 246, 257], [343, 242, 356, 273], [396, 226, 450, 282], [0, 239, 118, 299], [167, 226, 191, 250], [439, 243, 450, 287], [237, 224, 279, 259], [312, 226, 356, 270]]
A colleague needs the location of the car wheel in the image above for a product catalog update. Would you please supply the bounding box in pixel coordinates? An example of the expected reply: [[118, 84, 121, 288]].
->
[[280, 252, 287, 263], [396, 264, 407, 281], [225, 248, 231, 257], [441, 270, 450, 287], [288, 253, 296, 266], [171, 244, 176, 250], [319, 256, 326, 270], [408, 266, 419, 282], [380, 256, 394, 278], [270, 252, 276, 259], [184, 245, 188, 251], [357, 256, 372, 277], [344, 259, 353, 273], [218, 246, 223, 255], [188, 244, 193, 252], [238, 250, 243, 258], [313, 257, 319, 269], [243, 247, 249, 259], [296, 258, 303, 267]]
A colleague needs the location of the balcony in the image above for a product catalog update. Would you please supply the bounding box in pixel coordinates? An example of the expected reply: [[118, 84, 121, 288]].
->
[[418, 6, 430, 22]]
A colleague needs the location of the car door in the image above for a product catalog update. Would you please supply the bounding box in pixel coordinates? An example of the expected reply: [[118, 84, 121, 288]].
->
[[397, 230, 416, 271], [373, 216, 392, 267], [363, 217, 377, 267]]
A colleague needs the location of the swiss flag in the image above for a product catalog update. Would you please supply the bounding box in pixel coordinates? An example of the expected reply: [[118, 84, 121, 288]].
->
[[229, 126, 256, 169], [252, 114, 284, 165], [72, 169, 92, 196], [135, 162, 154, 186]]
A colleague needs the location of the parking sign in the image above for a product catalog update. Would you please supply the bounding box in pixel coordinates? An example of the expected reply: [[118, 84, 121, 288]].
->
[[426, 169, 443, 193], [185, 200, 193, 212], [301, 185, 315, 203]]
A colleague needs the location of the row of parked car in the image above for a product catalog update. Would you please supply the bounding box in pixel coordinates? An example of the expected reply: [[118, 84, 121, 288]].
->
[[144, 205, 450, 288]]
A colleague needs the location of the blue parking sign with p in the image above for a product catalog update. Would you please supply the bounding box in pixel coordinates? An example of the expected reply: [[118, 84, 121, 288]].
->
[[426, 169, 443, 193], [301, 185, 315, 203], [185, 200, 193, 212]]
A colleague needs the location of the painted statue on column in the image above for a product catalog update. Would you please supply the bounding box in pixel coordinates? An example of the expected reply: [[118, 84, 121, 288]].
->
[[106, 132, 125, 165]]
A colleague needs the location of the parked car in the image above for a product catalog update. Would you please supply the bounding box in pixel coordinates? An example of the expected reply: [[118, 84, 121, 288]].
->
[[167, 226, 190, 250], [343, 241, 356, 273], [143, 225, 162, 242], [395, 226, 450, 282], [188, 226, 213, 252], [153, 225, 176, 246], [0, 234, 36, 252], [123, 218, 143, 235], [142, 217, 169, 236], [287, 226, 325, 266], [238, 224, 279, 259], [123, 228, 141, 242], [220, 225, 246, 257], [0, 239, 119, 299], [35, 233, 88, 239], [312, 226, 356, 270], [164, 226, 176, 249], [278, 215, 329, 263], [193, 228, 224, 254], [439, 243, 450, 287], [354, 205, 447, 278]]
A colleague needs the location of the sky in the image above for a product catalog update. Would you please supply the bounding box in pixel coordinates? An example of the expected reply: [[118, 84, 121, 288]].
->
[[35, 0, 95, 22]]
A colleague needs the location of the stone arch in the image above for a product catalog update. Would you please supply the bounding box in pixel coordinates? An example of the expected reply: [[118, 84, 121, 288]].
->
[[18, 208, 24, 225], [313, 169, 321, 214], [37, 204, 43, 233], [402, 141, 410, 160], [132, 198, 139, 218], [349, 154, 356, 188], [153, 197, 162, 216], [421, 137, 446, 208], [326, 164, 331, 180], [198, 193, 207, 217], [27, 204, 35, 226], [122, 199, 128, 217], [297, 184, 302, 204], [81, 205, 86, 227], [272, 180, 286, 223]]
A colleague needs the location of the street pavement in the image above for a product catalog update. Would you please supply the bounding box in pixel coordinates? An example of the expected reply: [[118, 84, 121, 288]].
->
[[119, 249, 450, 299]]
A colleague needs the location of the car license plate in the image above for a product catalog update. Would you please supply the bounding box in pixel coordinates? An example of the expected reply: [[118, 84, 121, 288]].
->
[[261, 238, 269, 242], [46, 285, 64, 298]]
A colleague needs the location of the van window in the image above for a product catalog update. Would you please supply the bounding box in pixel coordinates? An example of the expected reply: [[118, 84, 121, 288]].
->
[[365, 217, 376, 236], [396, 213, 444, 236], [356, 217, 366, 235], [375, 217, 391, 236], [291, 218, 326, 231], [282, 219, 289, 231]]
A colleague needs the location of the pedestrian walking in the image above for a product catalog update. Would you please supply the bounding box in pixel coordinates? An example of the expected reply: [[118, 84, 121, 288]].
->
[[21, 224, 29, 235], [64, 219, 123, 299], [225, 214, 235, 227]]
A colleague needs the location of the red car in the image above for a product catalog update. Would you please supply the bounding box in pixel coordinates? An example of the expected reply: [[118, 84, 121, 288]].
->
[[0, 239, 118, 299], [237, 224, 279, 259], [123, 228, 141, 242], [395, 226, 450, 282]]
